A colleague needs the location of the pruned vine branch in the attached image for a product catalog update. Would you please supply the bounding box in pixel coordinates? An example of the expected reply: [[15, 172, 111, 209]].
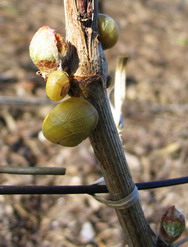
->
[[63, 0, 156, 246]]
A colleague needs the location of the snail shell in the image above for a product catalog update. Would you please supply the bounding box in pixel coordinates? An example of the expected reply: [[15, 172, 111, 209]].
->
[[46, 71, 70, 101], [98, 13, 119, 50], [42, 97, 98, 147]]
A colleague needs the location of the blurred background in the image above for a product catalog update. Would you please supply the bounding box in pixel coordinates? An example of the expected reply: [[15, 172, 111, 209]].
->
[[0, 0, 188, 246]]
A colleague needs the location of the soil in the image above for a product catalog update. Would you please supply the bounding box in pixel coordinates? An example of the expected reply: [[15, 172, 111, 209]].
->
[[0, 0, 188, 246]]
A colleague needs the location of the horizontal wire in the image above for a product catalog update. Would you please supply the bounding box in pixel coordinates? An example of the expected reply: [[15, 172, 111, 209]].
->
[[0, 176, 187, 195]]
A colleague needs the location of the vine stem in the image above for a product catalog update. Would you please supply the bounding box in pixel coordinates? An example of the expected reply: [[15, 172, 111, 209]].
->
[[88, 82, 155, 246], [63, 0, 157, 246]]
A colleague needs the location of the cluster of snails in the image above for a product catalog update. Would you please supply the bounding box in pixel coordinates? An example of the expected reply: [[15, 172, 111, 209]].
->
[[29, 14, 119, 147]]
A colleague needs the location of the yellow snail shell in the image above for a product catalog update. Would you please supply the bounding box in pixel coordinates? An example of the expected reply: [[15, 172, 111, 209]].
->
[[46, 71, 70, 101]]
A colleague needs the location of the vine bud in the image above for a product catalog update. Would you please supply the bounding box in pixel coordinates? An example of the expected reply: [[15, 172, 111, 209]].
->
[[98, 13, 119, 50], [29, 26, 68, 78], [159, 206, 185, 244]]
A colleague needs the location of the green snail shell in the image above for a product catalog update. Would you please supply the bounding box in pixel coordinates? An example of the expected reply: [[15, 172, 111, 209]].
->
[[98, 13, 119, 50], [42, 97, 98, 147]]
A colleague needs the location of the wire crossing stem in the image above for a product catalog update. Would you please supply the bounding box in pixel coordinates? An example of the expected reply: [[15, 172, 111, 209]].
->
[[0, 176, 187, 194]]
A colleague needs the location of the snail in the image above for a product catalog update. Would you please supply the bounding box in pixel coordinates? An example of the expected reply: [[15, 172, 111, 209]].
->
[[98, 13, 119, 50], [46, 71, 70, 101], [42, 97, 98, 147], [29, 26, 68, 79]]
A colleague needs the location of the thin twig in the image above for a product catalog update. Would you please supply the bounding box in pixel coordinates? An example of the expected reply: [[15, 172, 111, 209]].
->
[[2, 96, 188, 115], [150, 103, 188, 114], [0, 166, 66, 175], [0, 96, 53, 105]]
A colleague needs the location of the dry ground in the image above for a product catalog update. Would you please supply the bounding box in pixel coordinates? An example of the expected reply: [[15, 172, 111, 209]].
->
[[0, 0, 188, 246]]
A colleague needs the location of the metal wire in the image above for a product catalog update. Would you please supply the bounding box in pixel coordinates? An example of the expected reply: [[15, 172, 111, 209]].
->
[[0, 176, 187, 195]]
